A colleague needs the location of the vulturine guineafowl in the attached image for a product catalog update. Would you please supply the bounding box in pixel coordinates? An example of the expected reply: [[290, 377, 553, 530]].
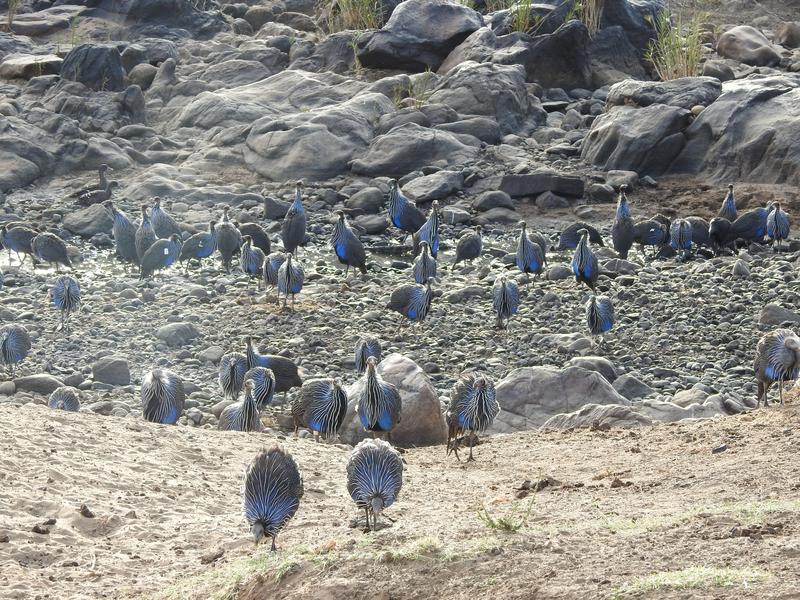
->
[[453, 226, 482, 270], [330, 211, 367, 276], [412, 240, 437, 284], [633, 219, 668, 257], [612, 185, 636, 259], [277, 253, 304, 310], [387, 179, 425, 242], [493, 275, 519, 330], [516, 221, 545, 278], [718, 184, 737, 221], [754, 329, 800, 407], [219, 379, 263, 432], [387, 278, 434, 326], [179, 221, 216, 270], [354, 336, 381, 375], [347, 438, 403, 532], [731, 206, 768, 244], [767, 202, 790, 250], [151, 197, 182, 239], [571, 229, 598, 291], [72, 164, 111, 198], [243, 367, 276, 409], [446, 373, 499, 462], [0, 324, 31, 376], [51, 274, 80, 332], [281, 181, 307, 256], [104, 201, 138, 264], [291, 378, 348, 442], [686, 216, 711, 253], [670, 219, 693, 260], [48, 386, 80, 412], [557, 222, 604, 251], [709, 217, 736, 256], [356, 356, 401, 440], [77, 181, 119, 207], [219, 351, 248, 401], [262, 252, 285, 297], [32, 232, 72, 270], [216, 206, 242, 273], [586, 295, 614, 347], [0, 224, 36, 265], [244, 336, 303, 400], [241, 235, 265, 286], [237, 222, 271, 255], [140, 368, 185, 425], [243, 447, 303, 551], [135, 205, 157, 263], [412, 200, 440, 257], [139, 234, 181, 280]]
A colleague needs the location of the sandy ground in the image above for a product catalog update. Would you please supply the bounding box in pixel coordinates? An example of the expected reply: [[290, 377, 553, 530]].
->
[[2, 386, 799, 600]]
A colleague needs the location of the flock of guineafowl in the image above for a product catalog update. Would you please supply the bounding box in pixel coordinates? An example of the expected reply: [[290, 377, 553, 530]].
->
[[1, 165, 798, 552]]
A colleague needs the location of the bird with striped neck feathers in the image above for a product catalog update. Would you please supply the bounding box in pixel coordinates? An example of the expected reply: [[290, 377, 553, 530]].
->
[[218, 351, 248, 401], [766, 202, 790, 251], [330, 211, 367, 276], [516, 221, 544, 278], [718, 184, 737, 222], [586, 295, 614, 348], [354, 336, 382, 375], [347, 439, 403, 531], [387, 277, 434, 326], [243, 367, 276, 409], [103, 201, 138, 264], [611, 185, 635, 259], [571, 229, 598, 291], [412, 200, 440, 257], [48, 386, 80, 412], [754, 329, 800, 408], [141, 368, 185, 425], [356, 356, 402, 440], [387, 179, 425, 242], [277, 252, 304, 310], [51, 274, 80, 333], [493, 275, 519, 330], [291, 378, 348, 442], [135, 205, 157, 263], [670, 219, 693, 261], [0, 324, 31, 377], [262, 252, 286, 298], [179, 221, 216, 270], [244, 336, 303, 401], [151, 197, 182, 239], [240, 235, 265, 287], [446, 373, 499, 462], [412, 240, 437, 284], [218, 379, 263, 432], [281, 181, 307, 256]]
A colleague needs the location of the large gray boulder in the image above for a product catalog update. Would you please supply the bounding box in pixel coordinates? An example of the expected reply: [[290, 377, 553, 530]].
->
[[758, 303, 800, 325], [155, 322, 200, 347], [92, 355, 131, 386], [542, 403, 652, 429], [605, 77, 722, 110], [356, 0, 484, 71], [340, 353, 447, 446], [716, 25, 781, 67], [349, 122, 479, 178], [488, 365, 629, 433], [60, 44, 126, 92], [62, 204, 113, 237], [0, 54, 62, 79], [428, 61, 545, 135], [14, 374, 64, 395], [522, 20, 593, 89]]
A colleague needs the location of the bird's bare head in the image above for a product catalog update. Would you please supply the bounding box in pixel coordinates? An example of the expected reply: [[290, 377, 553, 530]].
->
[[366, 356, 378, 369], [620, 184, 629, 193], [389, 179, 398, 189], [786, 336, 800, 353], [577, 228, 589, 238], [251, 521, 266, 544], [728, 184, 734, 191], [295, 180, 304, 189], [153, 196, 161, 208], [474, 376, 486, 389], [370, 496, 384, 516], [245, 379, 255, 391]]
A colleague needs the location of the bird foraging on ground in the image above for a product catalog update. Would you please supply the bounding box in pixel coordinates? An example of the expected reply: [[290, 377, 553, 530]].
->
[[556, 222, 604, 250], [387, 278, 434, 326], [412, 240, 437, 284], [453, 225, 482, 270], [347, 438, 403, 532], [32, 232, 72, 270], [586, 294, 614, 347], [493, 275, 519, 330], [354, 336, 381, 375], [446, 373, 500, 462], [612, 185, 635, 260], [571, 229, 598, 291], [140, 368, 185, 425], [387, 179, 425, 242], [219, 379, 263, 432], [0, 224, 36, 266], [243, 367, 276, 410], [51, 274, 80, 332], [0, 324, 31, 377], [330, 211, 367, 276], [731, 206, 768, 245], [241, 235, 265, 287], [139, 234, 181, 280], [281, 181, 307, 256], [754, 329, 800, 408], [277, 253, 304, 310], [291, 378, 348, 442], [243, 446, 303, 551], [219, 351, 249, 401], [48, 386, 81, 412], [356, 356, 401, 440], [516, 221, 545, 278], [766, 202, 790, 251], [179, 221, 216, 270], [262, 252, 285, 298]]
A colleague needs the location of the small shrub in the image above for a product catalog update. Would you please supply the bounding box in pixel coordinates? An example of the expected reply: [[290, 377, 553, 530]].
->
[[7, 0, 19, 32], [511, 0, 532, 33], [332, 0, 382, 32], [478, 498, 535, 532], [645, 10, 704, 80], [579, 0, 604, 35]]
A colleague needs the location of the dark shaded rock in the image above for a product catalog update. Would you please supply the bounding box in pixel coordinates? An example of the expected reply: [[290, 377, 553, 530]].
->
[[290, 32, 355, 74], [61, 44, 125, 92], [435, 117, 501, 144], [92, 355, 131, 386], [474, 170, 584, 198], [758, 303, 800, 325], [612, 373, 655, 400], [522, 20, 592, 89], [345, 187, 384, 213], [402, 170, 464, 202], [473, 190, 513, 212], [535, 191, 569, 209], [62, 204, 113, 237], [588, 25, 648, 87]]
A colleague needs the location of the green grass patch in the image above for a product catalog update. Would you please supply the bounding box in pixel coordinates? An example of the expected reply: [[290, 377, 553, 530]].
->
[[610, 566, 769, 598]]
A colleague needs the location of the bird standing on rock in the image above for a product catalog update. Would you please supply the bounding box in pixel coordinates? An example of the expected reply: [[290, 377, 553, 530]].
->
[[356, 356, 401, 440], [754, 329, 800, 407], [347, 438, 403, 532], [766, 202, 790, 251], [453, 225, 482, 270], [571, 229, 598, 291], [51, 274, 80, 332], [387, 179, 425, 242], [281, 181, 307, 256], [291, 378, 348, 442], [140, 368, 185, 425], [446, 373, 499, 462], [135, 205, 157, 263], [493, 275, 519, 330], [516, 221, 545, 278], [330, 211, 367, 276], [611, 185, 635, 260], [243, 446, 303, 551]]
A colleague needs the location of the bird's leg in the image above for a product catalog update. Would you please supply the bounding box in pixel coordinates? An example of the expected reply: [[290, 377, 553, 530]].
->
[[293, 426, 298, 438], [372, 511, 378, 532], [291, 294, 295, 311], [779, 380, 784, 407], [756, 382, 763, 408], [763, 381, 772, 407], [313, 431, 320, 443], [270, 535, 277, 552], [467, 433, 475, 462], [364, 507, 371, 532]]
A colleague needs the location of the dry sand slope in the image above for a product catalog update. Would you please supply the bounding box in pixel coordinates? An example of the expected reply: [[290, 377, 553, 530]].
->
[[1, 393, 800, 600]]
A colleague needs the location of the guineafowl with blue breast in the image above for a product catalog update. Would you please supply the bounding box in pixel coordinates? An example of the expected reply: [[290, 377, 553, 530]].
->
[[291, 378, 348, 442], [347, 438, 403, 531], [446, 373, 499, 462], [754, 329, 800, 407], [731, 206, 769, 245], [277, 253, 304, 310], [243, 446, 303, 551], [179, 221, 216, 270], [557, 222, 604, 251], [453, 225, 482, 270], [243, 367, 276, 409], [412, 240, 437, 284], [281, 181, 307, 256], [355, 336, 382, 375], [151, 197, 182, 239], [262, 252, 285, 297], [633, 219, 668, 257], [493, 276, 519, 330], [51, 274, 80, 332], [48, 386, 80, 412], [104, 201, 138, 264], [0, 324, 30, 376], [767, 202, 790, 250], [215, 206, 242, 273], [516, 221, 544, 278], [32, 232, 71, 270], [139, 234, 181, 280], [330, 211, 367, 276], [586, 295, 615, 346], [141, 368, 185, 425], [0, 224, 36, 265], [571, 229, 598, 291], [670, 219, 693, 260], [241, 235, 265, 286], [387, 179, 425, 242], [412, 200, 440, 257], [135, 205, 157, 263], [219, 351, 249, 401], [356, 356, 402, 440], [244, 336, 303, 400], [219, 379, 263, 432], [387, 278, 434, 326], [612, 185, 636, 259], [718, 184, 737, 221]]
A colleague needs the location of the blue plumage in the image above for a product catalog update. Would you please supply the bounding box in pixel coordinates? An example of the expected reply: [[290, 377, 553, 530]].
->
[[0, 324, 31, 375], [140, 368, 185, 425], [346, 439, 403, 531]]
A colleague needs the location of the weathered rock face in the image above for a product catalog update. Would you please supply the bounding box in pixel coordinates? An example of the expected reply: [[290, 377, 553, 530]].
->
[[341, 353, 447, 446], [523, 20, 593, 89], [356, 0, 484, 71], [605, 77, 722, 110], [542, 403, 653, 429], [0, 54, 62, 80], [92, 0, 226, 38], [63, 204, 114, 237], [488, 366, 629, 433], [776, 22, 800, 48], [60, 44, 126, 92], [716, 25, 781, 67], [92, 355, 131, 386]]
